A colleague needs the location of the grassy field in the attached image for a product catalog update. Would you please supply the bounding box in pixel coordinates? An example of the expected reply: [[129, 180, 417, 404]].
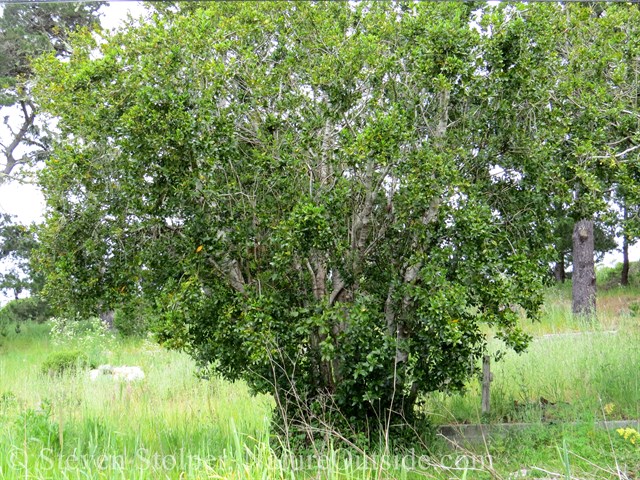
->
[[425, 284, 640, 426], [0, 281, 639, 478]]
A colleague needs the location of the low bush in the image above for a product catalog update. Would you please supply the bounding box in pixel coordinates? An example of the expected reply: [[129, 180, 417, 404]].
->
[[596, 261, 639, 288], [41, 350, 92, 376], [0, 315, 7, 338], [0, 296, 52, 325]]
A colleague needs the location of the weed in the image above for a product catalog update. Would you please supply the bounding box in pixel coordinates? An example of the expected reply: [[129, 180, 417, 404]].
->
[[617, 427, 640, 446], [14, 400, 60, 452]]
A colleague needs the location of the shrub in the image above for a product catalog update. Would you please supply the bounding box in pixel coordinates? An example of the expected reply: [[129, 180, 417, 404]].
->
[[113, 301, 150, 338], [0, 314, 7, 338], [596, 261, 639, 288], [0, 296, 52, 325], [41, 350, 91, 376], [35, 2, 555, 443]]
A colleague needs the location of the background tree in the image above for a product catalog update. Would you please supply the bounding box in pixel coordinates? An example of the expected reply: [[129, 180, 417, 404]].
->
[[515, 3, 640, 316], [601, 5, 640, 287], [551, 214, 616, 283], [33, 2, 553, 438], [0, 213, 50, 327], [577, 4, 640, 299], [0, 213, 40, 298], [0, 1, 103, 180]]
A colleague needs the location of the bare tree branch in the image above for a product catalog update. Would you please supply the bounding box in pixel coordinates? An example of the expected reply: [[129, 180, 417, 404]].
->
[[2, 100, 36, 177]]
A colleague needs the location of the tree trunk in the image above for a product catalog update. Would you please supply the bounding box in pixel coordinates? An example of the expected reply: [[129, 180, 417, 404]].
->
[[99, 310, 115, 330], [553, 253, 566, 283], [621, 206, 630, 287], [572, 219, 596, 318]]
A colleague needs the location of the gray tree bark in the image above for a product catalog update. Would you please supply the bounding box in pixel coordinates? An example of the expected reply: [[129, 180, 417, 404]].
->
[[621, 205, 629, 287], [553, 253, 566, 283], [572, 219, 596, 318]]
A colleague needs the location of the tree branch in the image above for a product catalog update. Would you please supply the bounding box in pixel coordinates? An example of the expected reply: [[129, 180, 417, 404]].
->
[[593, 143, 640, 160], [2, 100, 36, 176]]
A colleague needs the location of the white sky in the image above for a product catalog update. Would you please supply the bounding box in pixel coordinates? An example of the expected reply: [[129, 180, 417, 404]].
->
[[0, 1, 636, 273], [99, 1, 147, 31]]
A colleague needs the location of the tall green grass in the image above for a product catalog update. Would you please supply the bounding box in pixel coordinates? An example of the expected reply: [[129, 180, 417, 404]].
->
[[425, 328, 640, 425], [0, 323, 276, 479], [0, 324, 450, 479], [1, 281, 640, 479], [424, 282, 640, 426]]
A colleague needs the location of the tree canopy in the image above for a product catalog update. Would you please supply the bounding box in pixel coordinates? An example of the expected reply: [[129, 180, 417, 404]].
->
[[31, 2, 640, 437]]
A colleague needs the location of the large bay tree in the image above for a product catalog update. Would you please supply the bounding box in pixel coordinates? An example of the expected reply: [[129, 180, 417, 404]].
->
[[33, 3, 554, 434]]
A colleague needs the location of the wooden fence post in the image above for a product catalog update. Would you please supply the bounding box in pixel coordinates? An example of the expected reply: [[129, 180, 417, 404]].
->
[[481, 355, 492, 415]]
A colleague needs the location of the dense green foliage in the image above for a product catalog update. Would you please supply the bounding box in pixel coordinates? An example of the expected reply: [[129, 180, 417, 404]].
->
[[0, 214, 43, 297], [30, 2, 640, 437], [0, 297, 51, 325], [33, 3, 555, 434], [0, 214, 52, 329], [40, 349, 90, 376]]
